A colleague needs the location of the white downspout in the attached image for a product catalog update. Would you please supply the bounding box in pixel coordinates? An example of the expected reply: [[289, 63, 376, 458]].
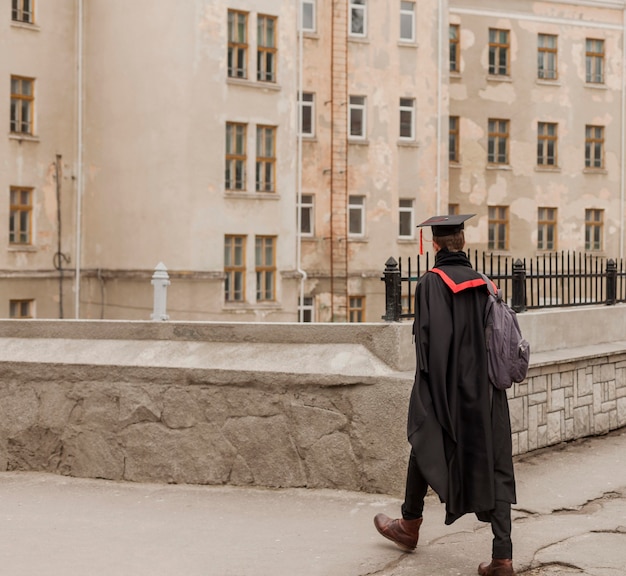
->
[[620, 7, 626, 259], [74, 0, 84, 318], [296, 3, 307, 321], [436, 0, 444, 214]]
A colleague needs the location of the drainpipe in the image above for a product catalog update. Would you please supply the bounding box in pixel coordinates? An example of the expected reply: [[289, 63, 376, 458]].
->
[[621, 7, 626, 259], [436, 0, 444, 214], [74, 0, 84, 318], [296, 3, 307, 321]]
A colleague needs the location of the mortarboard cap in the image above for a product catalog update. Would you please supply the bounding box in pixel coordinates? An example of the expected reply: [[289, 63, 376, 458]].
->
[[416, 213, 476, 237]]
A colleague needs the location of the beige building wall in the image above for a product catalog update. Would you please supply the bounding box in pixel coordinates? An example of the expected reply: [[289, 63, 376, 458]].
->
[[3, 0, 78, 318], [449, 0, 626, 257]]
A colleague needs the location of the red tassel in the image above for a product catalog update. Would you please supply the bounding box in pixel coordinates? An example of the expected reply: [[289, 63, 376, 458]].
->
[[419, 229, 424, 255]]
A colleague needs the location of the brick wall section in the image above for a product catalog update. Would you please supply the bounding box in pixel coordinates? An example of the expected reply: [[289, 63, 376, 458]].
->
[[509, 353, 626, 456]]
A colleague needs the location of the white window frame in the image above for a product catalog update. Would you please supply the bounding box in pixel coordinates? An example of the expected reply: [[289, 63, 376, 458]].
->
[[301, 0, 316, 32], [298, 296, 315, 322], [348, 195, 365, 237], [349, 0, 367, 38], [299, 193, 314, 237], [299, 92, 315, 137], [399, 98, 415, 140], [399, 199, 415, 239], [348, 95, 366, 140], [400, 1, 415, 42]]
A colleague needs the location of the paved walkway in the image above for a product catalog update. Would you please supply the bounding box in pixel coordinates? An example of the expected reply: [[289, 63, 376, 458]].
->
[[0, 428, 625, 576]]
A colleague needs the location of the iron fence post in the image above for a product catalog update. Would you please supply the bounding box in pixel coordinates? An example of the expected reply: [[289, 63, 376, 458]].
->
[[381, 257, 401, 322], [512, 258, 527, 313], [606, 259, 617, 305]]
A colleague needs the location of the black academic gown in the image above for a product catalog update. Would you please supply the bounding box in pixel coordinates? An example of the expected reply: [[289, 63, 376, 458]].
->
[[407, 249, 516, 525]]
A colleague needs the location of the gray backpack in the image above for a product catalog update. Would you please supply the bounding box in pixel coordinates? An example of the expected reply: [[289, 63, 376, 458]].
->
[[479, 273, 530, 390]]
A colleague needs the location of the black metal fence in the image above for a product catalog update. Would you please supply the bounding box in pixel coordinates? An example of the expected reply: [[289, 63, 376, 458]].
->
[[382, 250, 626, 322]]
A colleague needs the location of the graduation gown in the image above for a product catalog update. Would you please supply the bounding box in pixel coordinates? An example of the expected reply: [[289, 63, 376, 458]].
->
[[407, 249, 516, 525]]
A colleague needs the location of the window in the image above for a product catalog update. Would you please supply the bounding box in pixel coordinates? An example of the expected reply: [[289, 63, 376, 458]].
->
[[488, 119, 509, 165], [537, 207, 557, 251], [449, 116, 460, 162], [450, 24, 460, 72], [9, 187, 32, 245], [349, 0, 366, 37], [348, 195, 365, 236], [585, 209, 603, 251], [299, 193, 314, 236], [10, 299, 34, 318], [299, 92, 315, 137], [299, 296, 315, 322], [586, 38, 604, 84], [225, 122, 247, 191], [488, 206, 509, 250], [349, 95, 366, 139], [488, 29, 509, 76], [448, 203, 459, 215], [301, 0, 316, 32], [255, 236, 276, 301], [538, 34, 557, 80], [400, 1, 415, 42], [348, 296, 365, 322], [585, 125, 604, 169], [10, 76, 34, 135], [227, 10, 248, 79], [399, 98, 415, 140], [224, 235, 246, 302], [256, 125, 276, 192], [537, 122, 558, 167], [11, 0, 33, 23], [257, 15, 277, 83], [399, 199, 414, 238]]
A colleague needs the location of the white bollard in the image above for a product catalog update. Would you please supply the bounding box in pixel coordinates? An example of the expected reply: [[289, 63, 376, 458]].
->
[[151, 262, 170, 321]]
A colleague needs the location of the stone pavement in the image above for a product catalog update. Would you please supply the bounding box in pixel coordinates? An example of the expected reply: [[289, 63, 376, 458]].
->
[[0, 428, 624, 576]]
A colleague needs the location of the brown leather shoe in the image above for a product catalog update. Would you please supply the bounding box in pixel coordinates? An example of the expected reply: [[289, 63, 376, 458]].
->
[[373, 513, 422, 551], [477, 558, 515, 576]]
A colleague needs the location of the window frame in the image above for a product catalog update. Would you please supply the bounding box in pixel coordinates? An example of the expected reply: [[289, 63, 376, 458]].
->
[[585, 38, 604, 84], [538, 33, 558, 80], [9, 186, 33, 246], [449, 115, 460, 163], [349, 0, 367, 38], [257, 14, 277, 83], [398, 198, 415, 239], [585, 125, 604, 169], [11, 0, 34, 24], [348, 295, 366, 322], [255, 235, 276, 302], [585, 209, 604, 251], [299, 193, 314, 237], [450, 24, 460, 73], [537, 122, 558, 167], [225, 122, 247, 191], [224, 235, 247, 302], [399, 97, 415, 140], [488, 28, 510, 76], [299, 92, 315, 137], [487, 118, 509, 165], [537, 207, 557, 251], [348, 95, 367, 140], [488, 205, 509, 251], [301, 0, 316, 33], [348, 195, 365, 237], [256, 125, 276, 193], [227, 10, 248, 79], [299, 296, 315, 322], [9, 299, 34, 319], [399, 1, 415, 43], [10, 76, 34, 135]]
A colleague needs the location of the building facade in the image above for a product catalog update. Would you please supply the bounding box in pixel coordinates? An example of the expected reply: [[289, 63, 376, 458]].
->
[[3, 0, 625, 322]]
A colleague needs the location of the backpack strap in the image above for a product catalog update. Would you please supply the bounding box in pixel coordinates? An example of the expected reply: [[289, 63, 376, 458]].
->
[[477, 272, 499, 298]]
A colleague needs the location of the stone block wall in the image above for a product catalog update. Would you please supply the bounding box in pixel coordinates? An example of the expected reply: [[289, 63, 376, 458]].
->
[[509, 352, 626, 456]]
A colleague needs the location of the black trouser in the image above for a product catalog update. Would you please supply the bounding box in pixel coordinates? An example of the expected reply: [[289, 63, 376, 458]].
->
[[400, 449, 513, 559]]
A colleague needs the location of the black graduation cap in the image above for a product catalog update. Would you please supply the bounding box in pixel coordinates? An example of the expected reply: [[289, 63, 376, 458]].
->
[[416, 213, 476, 237]]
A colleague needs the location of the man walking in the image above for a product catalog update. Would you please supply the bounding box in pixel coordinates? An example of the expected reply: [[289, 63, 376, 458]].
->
[[373, 214, 516, 576]]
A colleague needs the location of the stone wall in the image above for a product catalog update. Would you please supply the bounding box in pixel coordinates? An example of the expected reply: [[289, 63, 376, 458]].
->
[[0, 311, 624, 497]]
